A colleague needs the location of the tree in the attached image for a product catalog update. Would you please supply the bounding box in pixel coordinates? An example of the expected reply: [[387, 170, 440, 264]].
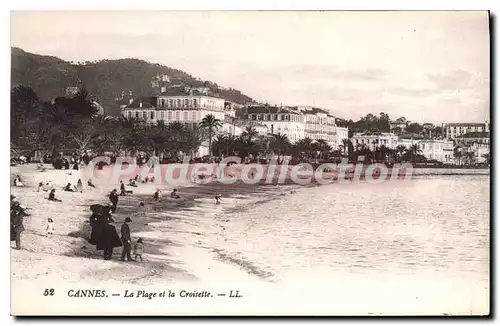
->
[[241, 126, 259, 144], [395, 145, 407, 162], [482, 152, 490, 165], [67, 119, 101, 155], [199, 114, 222, 156], [406, 144, 423, 163], [405, 122, 424, 134], [269, 133, 290, 155], [313, 139, 332, 159], [211, 134, 227, 157]]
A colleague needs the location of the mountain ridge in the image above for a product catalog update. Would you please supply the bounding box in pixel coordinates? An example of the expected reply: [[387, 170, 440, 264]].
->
[[11, 47, 255, 116]]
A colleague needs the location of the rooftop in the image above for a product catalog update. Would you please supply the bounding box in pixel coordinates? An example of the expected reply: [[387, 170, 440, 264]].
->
[[456, 131, 490, 138], [246, 106, 299, 115], [124, 97, 156, 109], [158, 87, 222, 98], [446, 122, 487, 127]]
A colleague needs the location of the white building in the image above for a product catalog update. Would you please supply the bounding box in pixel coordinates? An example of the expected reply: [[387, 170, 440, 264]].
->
[[351, 132, 399, 151], [245, 106, 305, 143], [469, 143, 489, 163], [121, 90, 226, 128], [244, 106, 347, 149], [455, 131, 490, 146], [418, 139, 454, 163], [445, 122, 490, 139]]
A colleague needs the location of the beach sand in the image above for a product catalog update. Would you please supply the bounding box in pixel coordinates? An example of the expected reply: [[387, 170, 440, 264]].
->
[[11, 164, 488, 315], [10, 164, 299, 287]]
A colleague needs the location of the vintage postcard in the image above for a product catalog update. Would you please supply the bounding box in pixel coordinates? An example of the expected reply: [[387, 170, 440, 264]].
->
[[10, 11, 490, 316]]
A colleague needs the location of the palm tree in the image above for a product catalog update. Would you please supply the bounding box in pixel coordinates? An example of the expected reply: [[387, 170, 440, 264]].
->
[[199, 114, 222, 156], [211, 134, 228, 157], [270, 133, 290, 155], [314, 139, 331, 160], [482, 152, 490, 165], [241, 126, 259, 144], [406, 144, 422, 163], [395, 145, 407, 162], [295, 137, 314, 158], [464, 151, 475, 165]]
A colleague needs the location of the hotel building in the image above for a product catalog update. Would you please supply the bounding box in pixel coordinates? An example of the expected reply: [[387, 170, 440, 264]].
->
[[244, 106, 348, 149], [445, 122, 490, 139], [418, 139, 454, 163], [121, 89, 226, 128], [351, 132, 400, 151]]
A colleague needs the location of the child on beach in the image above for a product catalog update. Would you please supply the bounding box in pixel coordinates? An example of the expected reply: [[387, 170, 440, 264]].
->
[[14, 175, 24, 187], [170, 189, 180, 199], [76, 179, 83, 193], [133, 238, 144, 262], [215, 193, 222, 204], [46, 218, 55, 235], [48, 189, 62, 202], [153, 189, 162, 201]]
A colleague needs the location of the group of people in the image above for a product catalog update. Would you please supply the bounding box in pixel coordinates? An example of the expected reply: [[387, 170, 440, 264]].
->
[[88, 203, 143, 261]]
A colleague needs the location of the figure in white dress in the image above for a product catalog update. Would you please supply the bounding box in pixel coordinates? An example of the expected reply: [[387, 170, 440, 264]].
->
[[46, 218, 55, 235]]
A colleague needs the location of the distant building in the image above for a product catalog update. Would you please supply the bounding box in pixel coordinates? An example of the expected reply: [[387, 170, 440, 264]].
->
[[468, 143, 489, 163], [245, 106, 305, 143], [243, 105, 347, 149], [65, 86, 80, 97], [455, 131, 490, 146], [445, 122, 489, 139], [351, 132, 399, 151], [418, 139, 454, 163], [121, 90, 225, 129]]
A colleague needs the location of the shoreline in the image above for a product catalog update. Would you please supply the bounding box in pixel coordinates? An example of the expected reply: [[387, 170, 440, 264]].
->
[[10, 164, 299, 287], [10, 164, 489, 315]]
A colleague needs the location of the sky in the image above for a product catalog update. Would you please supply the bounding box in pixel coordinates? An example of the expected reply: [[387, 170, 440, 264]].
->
[[10, 11, 490, 124]]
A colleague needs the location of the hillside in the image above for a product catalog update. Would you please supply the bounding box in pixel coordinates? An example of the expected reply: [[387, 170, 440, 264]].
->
[[11, 47, 255, 116]]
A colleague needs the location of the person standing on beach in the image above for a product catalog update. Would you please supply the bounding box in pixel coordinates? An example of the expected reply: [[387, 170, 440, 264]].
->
[[76, 179, 83, 193], [120, 217, 133, 261], [11, 201, 30, 250], [109, 189, 119, 213], [46, 218, 55, 235], [102, 219, 122, 260], [120, 181, 126, 196]]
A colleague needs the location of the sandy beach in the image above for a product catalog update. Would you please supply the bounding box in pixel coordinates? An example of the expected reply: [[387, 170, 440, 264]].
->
[[10, 164, 489, 316], [10, 164, 300, 287]]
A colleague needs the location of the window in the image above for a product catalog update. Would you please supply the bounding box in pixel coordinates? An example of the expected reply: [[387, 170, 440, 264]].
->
[[191, 111, 196, 121], [161, 99, 165, 107], [184, 99, 189, 107], [167, 111, 172, 121], [142, 112, 147, 119], [168, 99, 173, 107], [274, 114, 278, 121], [151, 111, 155, 119], [251, 115, 256, 121], [177, 99, 181, 107], [176, 111, 180, 121], [184, 112, 188, 120], [160, 111, 164, 120], [193, 99, 198, 107]]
